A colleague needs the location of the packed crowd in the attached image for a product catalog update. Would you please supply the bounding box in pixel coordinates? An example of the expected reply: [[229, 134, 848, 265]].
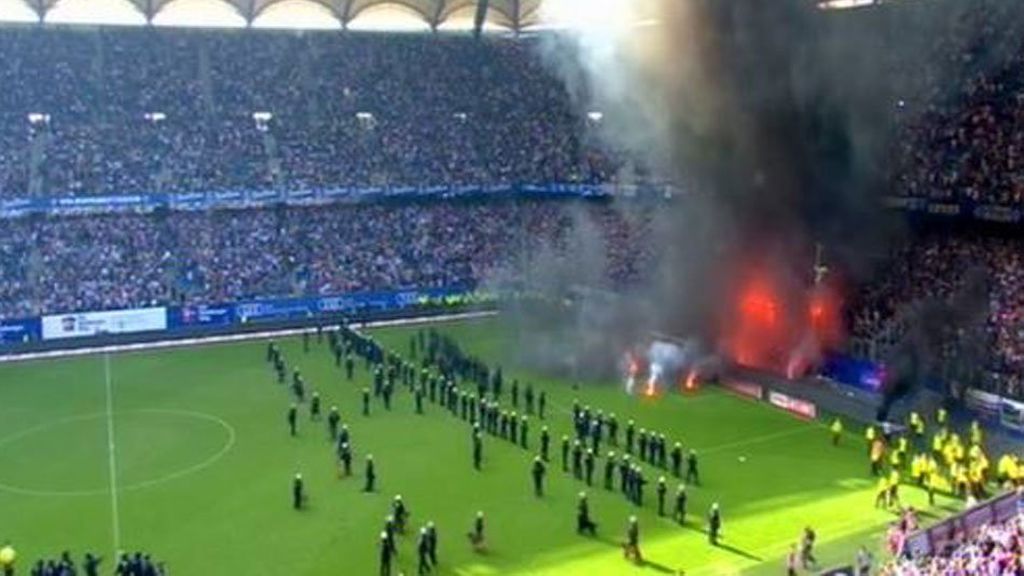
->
[[891, 0, 1024, 207], [0, 28, 623, 198], [881, 511, 1024, 575], [848, 233, 1024, 398], [0, 2, 1021, 205], [0, 199, 656, 320], [833, 0, 1024, 398], [0, 7, 1021, 375]]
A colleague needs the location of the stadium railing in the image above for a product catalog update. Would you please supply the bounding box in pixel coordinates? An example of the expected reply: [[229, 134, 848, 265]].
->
[[0, 288, 497, 356], [904, 489, 1022, 559], [884, 195, 1024, 225], [0, 183, 678, 218]]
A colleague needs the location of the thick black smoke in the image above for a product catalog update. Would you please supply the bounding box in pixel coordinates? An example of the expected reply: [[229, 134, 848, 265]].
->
[[504, 0, 1014, 383], [876, 266, 992, 420]]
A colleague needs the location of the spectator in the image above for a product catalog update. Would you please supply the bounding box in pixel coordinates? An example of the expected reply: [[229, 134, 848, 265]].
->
[[0, 200, 656, 321]]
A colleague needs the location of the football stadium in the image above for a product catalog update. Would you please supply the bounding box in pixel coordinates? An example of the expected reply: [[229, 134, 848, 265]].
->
[[1, 0, 1024, 575]]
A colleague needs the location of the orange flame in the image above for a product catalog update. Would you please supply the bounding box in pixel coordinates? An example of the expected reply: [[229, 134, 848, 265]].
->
[[684, 370, 698, 391]]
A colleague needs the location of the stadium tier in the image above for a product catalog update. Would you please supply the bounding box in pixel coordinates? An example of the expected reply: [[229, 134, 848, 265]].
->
[[891, 1, 1024, 209], [0, 0, 1016, 207], [882, 503, 1024, 575], [0, 200, 656, 320], [0, 28, 623, 198], [847, 234, 1024, 400]]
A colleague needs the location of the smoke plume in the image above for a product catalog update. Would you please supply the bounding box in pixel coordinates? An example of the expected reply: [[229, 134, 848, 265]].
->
[[501, 0, 1011, 383]]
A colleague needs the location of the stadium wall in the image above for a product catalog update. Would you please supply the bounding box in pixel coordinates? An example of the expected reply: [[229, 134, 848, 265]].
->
[[0, 287, 496, 356], [0, 310, 499, 364], [0, 183, 675, 218], [964, 388, 1024, 434], [718, 373, 873, 424], [725, 357, 1024, 448]]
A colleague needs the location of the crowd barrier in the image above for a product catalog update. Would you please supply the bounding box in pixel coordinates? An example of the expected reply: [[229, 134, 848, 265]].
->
[[0, 182, 677, 218], [0, 287, 494, 350], [964, 388, 1024, 433], [904, 489, 1022, 559], [0, 310, 499, 364], [884, 195, 1023, 224], [719, 379, 819, 420], [821, 353, 1021, 431]]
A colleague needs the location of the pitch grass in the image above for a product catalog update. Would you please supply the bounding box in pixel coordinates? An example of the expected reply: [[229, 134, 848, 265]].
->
[[0, 317, 960, 575]]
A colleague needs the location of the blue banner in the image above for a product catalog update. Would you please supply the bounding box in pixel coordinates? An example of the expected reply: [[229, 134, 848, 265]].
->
[[168, 304, 235, 328], [0, 318, 41, 344], [884, 195, 1024, 224], [0, 184, 678, 219], [821, 353, 884, 393], [167, 287, 474, 328], [0, 287, 483, 347]]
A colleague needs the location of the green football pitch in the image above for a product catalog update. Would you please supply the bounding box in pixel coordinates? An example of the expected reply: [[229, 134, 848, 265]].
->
[[0, 316, 959, 575]]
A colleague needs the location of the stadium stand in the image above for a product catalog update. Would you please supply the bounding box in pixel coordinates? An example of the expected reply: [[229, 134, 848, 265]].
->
[[0, 28, 621, 198], [0, 25, 650, 334], [3, 1, 1024, 573], [847, 234, 1024, 399], [891, 0, 1024, 208], [834, 0, 1024, 399], [0, 0, 1021, 393], [0, 200, 656, 319], [881, 509, 1024, 575]]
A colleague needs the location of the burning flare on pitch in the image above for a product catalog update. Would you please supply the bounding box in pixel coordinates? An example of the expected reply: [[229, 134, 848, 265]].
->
[[646, 362, 662, 397], [684, 369, 698, 391]]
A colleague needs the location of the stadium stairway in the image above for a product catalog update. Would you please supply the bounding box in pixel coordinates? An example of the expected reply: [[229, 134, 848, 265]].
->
[[24, 242, 43, 313], [91, 30, 104, 88], [154, 161, 174, 193], [27, 126, 46, 197], [262, 130, 282, 186], [199, 43, 216, 117], [298, 37, 321, 121]]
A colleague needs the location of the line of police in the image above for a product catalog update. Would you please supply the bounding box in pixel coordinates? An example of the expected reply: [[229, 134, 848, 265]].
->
[[269, 325, 724, 574]]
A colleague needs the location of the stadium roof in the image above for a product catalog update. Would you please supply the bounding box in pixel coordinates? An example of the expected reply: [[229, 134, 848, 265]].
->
[[1, 0, 545, 30], [0, 0, 892, 32]]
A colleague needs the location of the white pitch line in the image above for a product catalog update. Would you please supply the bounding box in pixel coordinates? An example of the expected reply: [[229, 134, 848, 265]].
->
[[103, 353, 122, 556], [699, 424, 815, 456]]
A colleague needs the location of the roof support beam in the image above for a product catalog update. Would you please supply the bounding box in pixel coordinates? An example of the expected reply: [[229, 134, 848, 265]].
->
[[142, 0, 157, 23], [429, 0, 446, 31], [472, 0, 488, 37], [242, 0, 257, 24], [340, 0, 356, 28], [29, 0, 47, 22], [510, 0, 520, 33]]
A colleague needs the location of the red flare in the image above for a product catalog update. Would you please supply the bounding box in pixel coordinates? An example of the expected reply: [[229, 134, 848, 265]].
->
[[684, 370, 698, 391]]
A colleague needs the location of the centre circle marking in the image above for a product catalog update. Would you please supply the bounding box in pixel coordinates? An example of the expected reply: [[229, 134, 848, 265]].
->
[[0, 409, 236, 497]]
